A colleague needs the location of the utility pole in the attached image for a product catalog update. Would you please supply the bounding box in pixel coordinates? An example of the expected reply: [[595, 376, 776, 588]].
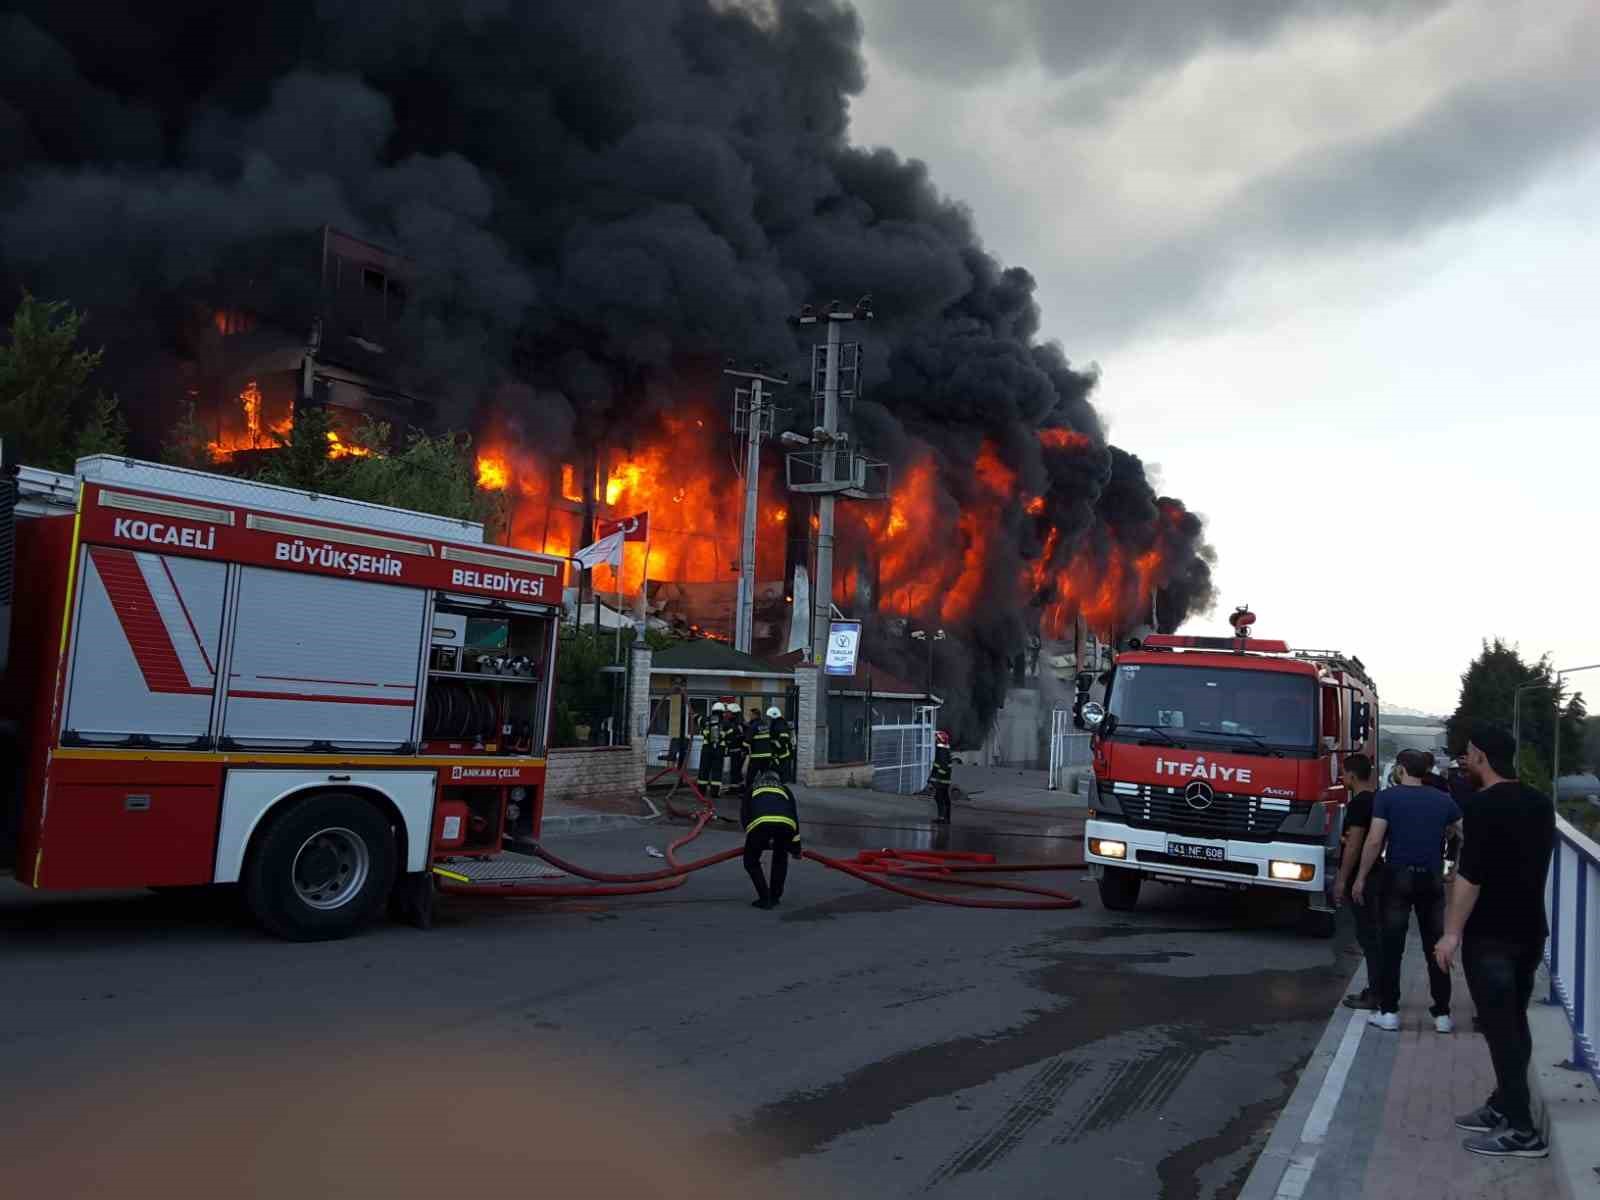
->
[[724, 363, 785, 653], [791, 297, 874, 770]]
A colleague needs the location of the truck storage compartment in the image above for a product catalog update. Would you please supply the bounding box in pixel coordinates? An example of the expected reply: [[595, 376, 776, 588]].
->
[[221, 567, 427, 749], [62, 548, 227, 746]]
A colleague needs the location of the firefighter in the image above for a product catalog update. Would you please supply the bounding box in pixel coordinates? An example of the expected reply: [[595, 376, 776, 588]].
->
[[744, 769, 802, 909], [723, 701, 748, 802], [930, 729, 954, 824], [696, 702, 726, 806], [767, 705, 793, 782], [744, 711, 775, 800]]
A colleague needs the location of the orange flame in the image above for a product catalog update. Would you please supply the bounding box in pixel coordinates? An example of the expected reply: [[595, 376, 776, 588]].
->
[[1039, 428, 1091, 451], [477, 454, 510, 490], [208, 379, 293, 462], [325, 430, 373, 459]]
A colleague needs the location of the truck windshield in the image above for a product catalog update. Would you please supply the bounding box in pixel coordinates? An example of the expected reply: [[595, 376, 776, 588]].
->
[[1107, 663, 1315, 753]]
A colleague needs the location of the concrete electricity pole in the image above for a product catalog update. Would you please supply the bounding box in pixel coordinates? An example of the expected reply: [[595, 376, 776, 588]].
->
[[792, 297, 873, 766], [724, 363, 786, 654]]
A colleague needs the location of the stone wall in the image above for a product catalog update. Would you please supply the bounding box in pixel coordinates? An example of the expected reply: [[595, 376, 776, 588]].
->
[[541, 640, 654, 816], [542, 746, 644, 814]]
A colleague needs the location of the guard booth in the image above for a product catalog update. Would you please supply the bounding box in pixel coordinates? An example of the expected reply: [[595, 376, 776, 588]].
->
[[646, 641, 796, 770]]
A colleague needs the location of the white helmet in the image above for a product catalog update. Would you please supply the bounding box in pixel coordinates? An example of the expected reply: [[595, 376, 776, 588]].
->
[[766, 706, 782, 719], [709, 701, 726, 714]]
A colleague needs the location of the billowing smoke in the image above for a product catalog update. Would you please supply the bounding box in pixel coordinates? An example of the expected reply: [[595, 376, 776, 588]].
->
[[0, 0, 1214, 741]]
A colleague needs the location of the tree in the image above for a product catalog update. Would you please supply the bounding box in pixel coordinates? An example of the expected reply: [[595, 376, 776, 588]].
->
[[72, 392, 129, 459], [0, 293, 103, 469], [252, 403, 342, 494], [1446, 638, 1575, 786], [162, 398, 214, 469], [336, 422, 502, 526]]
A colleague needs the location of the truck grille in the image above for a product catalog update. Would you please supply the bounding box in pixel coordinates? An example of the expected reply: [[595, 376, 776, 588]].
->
[[1108, 783, 1288, 838]]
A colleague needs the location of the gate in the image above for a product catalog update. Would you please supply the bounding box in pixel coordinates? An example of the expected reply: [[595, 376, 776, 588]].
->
[[1047, 708, 1093, 790], [871, 705, 936, 794]]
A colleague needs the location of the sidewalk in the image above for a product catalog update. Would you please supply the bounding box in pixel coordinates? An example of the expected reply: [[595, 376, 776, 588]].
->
[[1242, 928, 1598, 1200]]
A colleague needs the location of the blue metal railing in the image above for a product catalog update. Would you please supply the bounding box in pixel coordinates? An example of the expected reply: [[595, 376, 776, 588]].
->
[[1546, 814, 1599, 1085]]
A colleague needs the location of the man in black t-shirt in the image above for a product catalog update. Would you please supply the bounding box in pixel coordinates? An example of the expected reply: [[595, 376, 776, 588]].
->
[[1334, 754, 1382, 1010], [1435, 722, 1555, 1160]]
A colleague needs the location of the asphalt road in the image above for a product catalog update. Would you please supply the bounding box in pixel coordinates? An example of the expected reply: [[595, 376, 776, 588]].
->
[[0, 812, 1357, 1200]]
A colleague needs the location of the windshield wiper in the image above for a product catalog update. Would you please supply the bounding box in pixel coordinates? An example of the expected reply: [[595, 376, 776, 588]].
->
[[1113, 723, 1187, 747], [1193, 729, 1286, 757]]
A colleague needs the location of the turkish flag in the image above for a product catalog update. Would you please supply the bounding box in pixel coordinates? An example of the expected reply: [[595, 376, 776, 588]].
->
[[597, 512, 649, 542]]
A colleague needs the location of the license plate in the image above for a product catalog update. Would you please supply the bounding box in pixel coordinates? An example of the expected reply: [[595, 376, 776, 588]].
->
[[1168, 840, 1226, 863]]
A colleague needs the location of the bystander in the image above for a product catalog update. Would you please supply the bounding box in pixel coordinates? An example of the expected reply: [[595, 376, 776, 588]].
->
[[1434, 722, 1555, 1159], [1334, 754, 1382, 1011], [1353, 748, 1462, 1032]]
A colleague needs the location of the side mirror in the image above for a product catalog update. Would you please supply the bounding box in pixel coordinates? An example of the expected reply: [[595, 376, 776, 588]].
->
[[1081, 701, 1107, 730], [1321, 735, 1336, 753]]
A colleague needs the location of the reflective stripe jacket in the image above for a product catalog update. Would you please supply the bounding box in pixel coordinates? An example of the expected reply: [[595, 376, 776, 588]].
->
[[747, 720, 774, 763], [770, 716, 792, 762], [724, 717, 746, 753], [745, 783, 800, 840], [931, 744, 952, 784]]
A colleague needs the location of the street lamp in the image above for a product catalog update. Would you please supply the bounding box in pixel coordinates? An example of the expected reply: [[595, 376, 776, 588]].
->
[[1551, 662, 1600, 795], [1512, 679, 1553, 773], [911, 627, 946, 700]]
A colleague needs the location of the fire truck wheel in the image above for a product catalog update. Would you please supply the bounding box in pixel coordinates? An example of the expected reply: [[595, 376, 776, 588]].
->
[[1097, 866, 1142, 911], [1299, 904, 1337, 939], [244, 792, 397, 941]]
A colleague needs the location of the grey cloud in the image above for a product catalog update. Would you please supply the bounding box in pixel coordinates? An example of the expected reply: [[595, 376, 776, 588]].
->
[[855, 0, 1447, 83], [1045, 24, 1600, 345]]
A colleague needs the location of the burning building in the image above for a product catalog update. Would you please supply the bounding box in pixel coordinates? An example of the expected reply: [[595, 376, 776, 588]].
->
[[0, 1, 1215, 741]]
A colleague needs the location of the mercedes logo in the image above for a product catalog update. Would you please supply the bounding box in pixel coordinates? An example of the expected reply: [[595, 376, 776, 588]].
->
[[1184, 780, 1215, 810]]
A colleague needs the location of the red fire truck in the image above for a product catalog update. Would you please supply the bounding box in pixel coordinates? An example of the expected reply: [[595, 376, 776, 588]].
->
[[0, 453, 567, 939], [1080, 609, 1378, 936]]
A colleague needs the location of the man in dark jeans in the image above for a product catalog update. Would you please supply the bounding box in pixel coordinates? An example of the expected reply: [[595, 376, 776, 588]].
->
[[1353, 748, 1462, 1032], [1435, 722, 1554, 1159], [1333, 754, 1382, 1010]]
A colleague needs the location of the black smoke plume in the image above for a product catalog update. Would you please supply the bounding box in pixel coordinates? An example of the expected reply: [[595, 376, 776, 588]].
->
[[0, 0, 1214, 741]]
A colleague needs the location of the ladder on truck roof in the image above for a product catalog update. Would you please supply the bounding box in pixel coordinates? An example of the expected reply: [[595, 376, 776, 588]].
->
[[1292, 649, 1375, 691]]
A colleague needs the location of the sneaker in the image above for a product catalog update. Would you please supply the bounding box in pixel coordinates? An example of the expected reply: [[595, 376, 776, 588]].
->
[[1368, 1011, 1400, 1031], [1463, 1126, 1549, 1158], [1454, 1104, 1504, 1133], [751, 898, 774, 910], [1434, 1014, 1455, 1034]]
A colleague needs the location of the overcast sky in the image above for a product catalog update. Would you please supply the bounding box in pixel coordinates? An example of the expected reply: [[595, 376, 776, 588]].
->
[[846, 0, 1600, 716]]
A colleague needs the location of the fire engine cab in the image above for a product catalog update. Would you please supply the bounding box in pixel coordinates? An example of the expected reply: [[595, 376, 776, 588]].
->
[[0, 453, 566, 940], [1079, 608, 1378, 936]]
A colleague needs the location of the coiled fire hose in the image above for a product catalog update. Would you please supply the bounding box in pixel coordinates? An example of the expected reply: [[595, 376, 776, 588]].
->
[[434, 810, 1085, 908]]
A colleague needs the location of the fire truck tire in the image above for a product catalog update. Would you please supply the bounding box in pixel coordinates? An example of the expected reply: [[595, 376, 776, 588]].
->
[[243, 792, 397, 941], [1299, 904, 1337, 939], [1097, 866, 1142, 911]]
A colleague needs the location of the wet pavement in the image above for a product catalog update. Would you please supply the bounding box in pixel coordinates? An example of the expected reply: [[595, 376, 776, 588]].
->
[[0, 810, 1357, 1199]]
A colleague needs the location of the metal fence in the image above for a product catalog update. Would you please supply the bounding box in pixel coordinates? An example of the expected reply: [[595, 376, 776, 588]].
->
[[1047, 708, 1093, 790], [1547, 814, 1599, 1086], [870, 705, 936, 794]]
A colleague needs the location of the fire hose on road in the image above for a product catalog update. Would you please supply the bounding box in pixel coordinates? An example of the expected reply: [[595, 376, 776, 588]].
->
[[433, 812, 1085, 909]]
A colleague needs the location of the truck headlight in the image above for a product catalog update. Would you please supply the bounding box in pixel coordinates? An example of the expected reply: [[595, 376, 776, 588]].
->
[[1269, 860, 1315, 882], [1089, 838, 1127, 860]]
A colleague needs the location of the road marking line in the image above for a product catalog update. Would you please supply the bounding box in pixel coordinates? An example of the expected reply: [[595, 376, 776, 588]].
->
[[1273, 1009, 1367, 1198]]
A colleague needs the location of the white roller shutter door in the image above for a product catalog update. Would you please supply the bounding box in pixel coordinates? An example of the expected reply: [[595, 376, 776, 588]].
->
[[223, 567, 425, 746]]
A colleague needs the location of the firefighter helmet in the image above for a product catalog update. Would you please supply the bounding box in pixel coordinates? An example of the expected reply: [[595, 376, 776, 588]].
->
[[755, 770, 783, 789], [935, 730, 951, 746], [710, 701, 726, 714], [766, 706, 782, 719]]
